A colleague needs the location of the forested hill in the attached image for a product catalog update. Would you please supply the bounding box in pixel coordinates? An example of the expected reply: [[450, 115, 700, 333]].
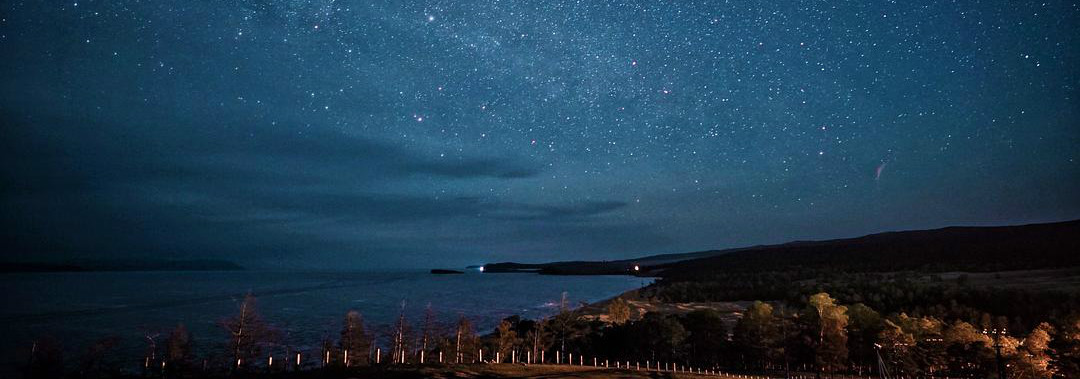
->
[[655, 219, 1080, 280]]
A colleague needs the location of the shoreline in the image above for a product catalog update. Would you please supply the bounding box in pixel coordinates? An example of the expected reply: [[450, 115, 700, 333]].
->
[[575, 288, 750, 325]]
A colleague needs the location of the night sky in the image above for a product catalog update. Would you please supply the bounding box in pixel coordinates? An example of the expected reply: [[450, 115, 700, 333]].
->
[[1, 1, 1078, 269]]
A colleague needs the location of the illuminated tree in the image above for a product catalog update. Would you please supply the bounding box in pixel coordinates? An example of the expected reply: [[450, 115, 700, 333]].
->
[[608, 297, 631, 325], [807, 292, 849, 374], [1051, 315, 1080, 379], [943, 320, 993, 377], [1014, 322, 1055, 379]]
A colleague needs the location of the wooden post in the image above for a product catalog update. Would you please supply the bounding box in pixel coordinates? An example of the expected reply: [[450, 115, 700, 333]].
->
[[439, 351, 443, 363], [479, 349, 483, 363], [594, 357, 597, 367], [527, 351, 531, 364], [420, 350, 425, 364], [376, 348, 381, 364]]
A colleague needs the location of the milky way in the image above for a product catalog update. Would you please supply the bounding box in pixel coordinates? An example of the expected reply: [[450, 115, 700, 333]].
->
[[1, 1, 1078, 268]]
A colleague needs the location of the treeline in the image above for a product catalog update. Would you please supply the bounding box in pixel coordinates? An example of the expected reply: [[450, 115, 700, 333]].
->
[[17, 293, 605, 379], [651, 270, 1080, 331], [20, 294, 489, 378], [577, 293, 1080, 379], [19, 291, 1080, 379]]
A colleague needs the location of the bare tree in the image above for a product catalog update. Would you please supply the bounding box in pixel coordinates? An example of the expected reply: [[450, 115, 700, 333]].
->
[[389, 301, 413, 364], [454, 315, 478, 363], [79, 336, 120, 378], [340, 310, 371, 365], [221, 293, 278, 369], [23, 337, 63, 379], [526, 321, 550, 364], [496, 319, 520, 362], [419, 303, 440, 362]]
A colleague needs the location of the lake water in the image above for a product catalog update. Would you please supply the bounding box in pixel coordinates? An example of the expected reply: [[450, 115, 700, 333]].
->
[[0, 270, 647, 372]]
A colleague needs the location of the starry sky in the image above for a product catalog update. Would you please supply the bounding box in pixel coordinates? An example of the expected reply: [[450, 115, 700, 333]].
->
[[1, 1, 1078, 269]]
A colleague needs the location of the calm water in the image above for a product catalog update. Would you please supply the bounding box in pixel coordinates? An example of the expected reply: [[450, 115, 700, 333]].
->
[[0, 270, 647, 372]]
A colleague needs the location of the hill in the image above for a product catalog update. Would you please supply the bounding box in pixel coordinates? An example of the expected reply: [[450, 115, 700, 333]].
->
[[482, 248, 731, 275], [653, 219, 1080, 280]]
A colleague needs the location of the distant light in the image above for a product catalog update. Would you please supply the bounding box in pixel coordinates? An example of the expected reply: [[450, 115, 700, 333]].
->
[[633, 265, 640, 271], [479, 266, 484, 272]]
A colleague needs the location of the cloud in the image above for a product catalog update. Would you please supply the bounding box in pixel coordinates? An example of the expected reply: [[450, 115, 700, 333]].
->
[[486, 201, 628, 221], [0, 108, 666, 266]]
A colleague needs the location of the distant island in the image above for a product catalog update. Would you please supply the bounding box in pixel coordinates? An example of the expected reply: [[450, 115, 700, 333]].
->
[[0, 259, 244, 273], [430, 268, 465, 274]]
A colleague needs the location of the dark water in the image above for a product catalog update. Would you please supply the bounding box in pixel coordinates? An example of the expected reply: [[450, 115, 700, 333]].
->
[[0, 270, 647, 372]]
